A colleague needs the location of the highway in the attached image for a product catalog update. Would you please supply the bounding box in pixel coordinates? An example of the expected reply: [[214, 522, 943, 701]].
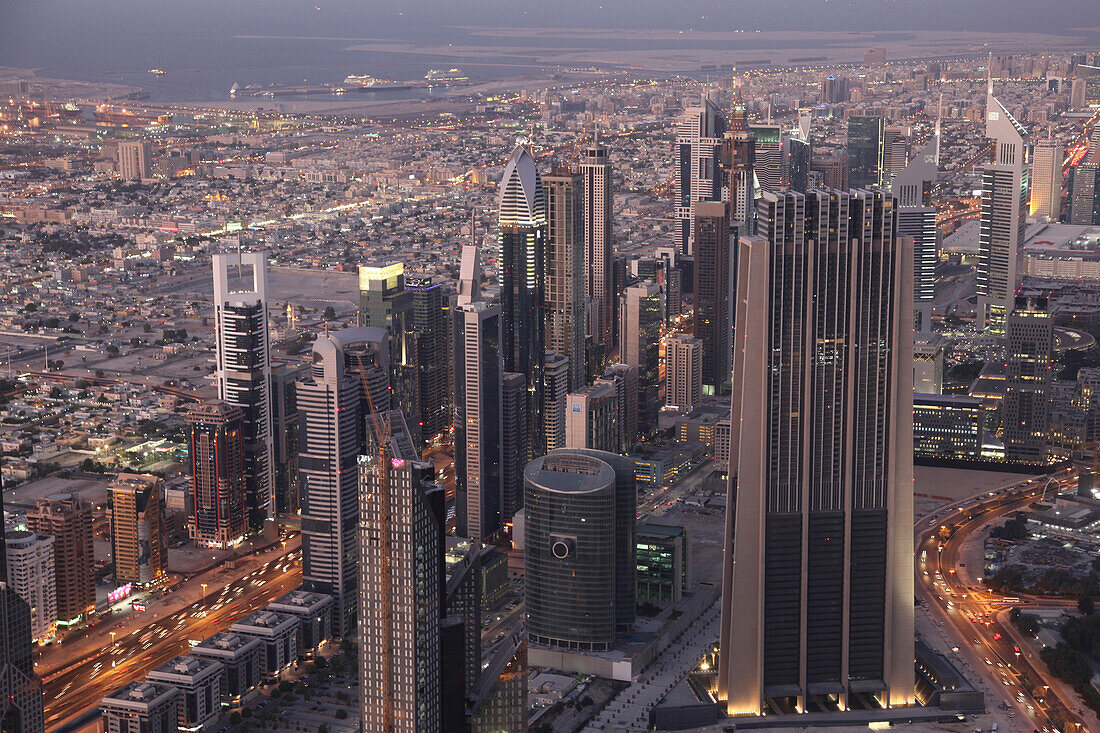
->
[[43, 550, 301, 731], [914, 469, 1091, 733]]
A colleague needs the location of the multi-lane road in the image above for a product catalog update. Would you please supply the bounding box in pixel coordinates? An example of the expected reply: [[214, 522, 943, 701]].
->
[[915, 469, 1092, 733], [44, 550, 301, 731]]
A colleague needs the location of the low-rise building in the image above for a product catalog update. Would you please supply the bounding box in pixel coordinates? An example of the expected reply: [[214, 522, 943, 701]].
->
[[266, 590, 334, 657], [100, 681, 180, 733], [190, 632, 263, 707], [230, 610, 299, 679], [146, 655, 222, 732]]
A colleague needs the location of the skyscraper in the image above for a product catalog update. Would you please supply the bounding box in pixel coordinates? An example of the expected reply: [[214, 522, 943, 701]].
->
[[407, 277, 450, 444], [564, 382, 620, 453], [359, 261, 421, 447], [892, 138, 940, 331], [542, 352, 570, 453], [1003, 297, 1053, 463], [109, 473, 166, 588], [0, 486, 45, 733], [846, 116, 886, 188], [620, 282, 663, 438], [186, 400, 246, 548], [665, 334, 703, 412], [524, 449, 636, 652], [1071, 164, 1100, 225], [602, 363, 638, 453], [297, 327, 389, 637], [357, 412, 444, 733], [213, 251, 274, 530], [693, 201, 734, 395], [4, 532, 56, 643], [976, 83, 1029, 332], [581, 135, 615, 353], [498, 145, 547, 457], [676, 96, 727, 255], [26, 494, 94, 624], [720, 189, 914, 715], [454, 246, 504, 544], [501, 372, 528, 526], [750, 123, 783, 192], [1030, 138, 1063, 220], [544, 168, 586, 391], [117, 139, 152, 181], [269, 362, 302, 515], [881, 126, 910, 187]]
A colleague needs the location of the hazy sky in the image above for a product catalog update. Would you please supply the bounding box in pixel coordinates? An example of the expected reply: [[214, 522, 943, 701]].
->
[[2, 0, 1098, 41]]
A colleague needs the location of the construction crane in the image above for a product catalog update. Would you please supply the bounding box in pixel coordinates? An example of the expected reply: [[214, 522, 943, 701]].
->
[[352, 353, 393, 726]]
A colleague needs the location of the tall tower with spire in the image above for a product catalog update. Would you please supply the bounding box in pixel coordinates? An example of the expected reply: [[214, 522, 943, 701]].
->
[[498, 144, 547, 456], [580, 130, 615, 355], [976, 79, 1029, 332]]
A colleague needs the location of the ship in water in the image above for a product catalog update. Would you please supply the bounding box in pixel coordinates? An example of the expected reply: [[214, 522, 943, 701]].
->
[[230, 83, 239, 97], [424, 68, 470, 85], [341, 74, 413, 91]]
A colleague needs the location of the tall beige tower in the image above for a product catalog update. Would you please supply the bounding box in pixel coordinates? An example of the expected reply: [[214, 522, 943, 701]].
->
[[720, 190, 914, 716], [1029, 138, 1063, 221], [665, 334, 702, 412]]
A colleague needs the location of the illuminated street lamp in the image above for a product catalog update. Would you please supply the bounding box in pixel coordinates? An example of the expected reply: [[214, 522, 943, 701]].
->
[[201, 583, 208, 605]]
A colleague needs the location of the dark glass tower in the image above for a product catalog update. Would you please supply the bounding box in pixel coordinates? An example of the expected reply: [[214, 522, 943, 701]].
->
[[498, 145, 547, 458], [186, 400, 246, 548], [407, 277, 450, 444], [693, 201, 733, 395], [846, 116, 886, 189], [720, 189, 914, 715]]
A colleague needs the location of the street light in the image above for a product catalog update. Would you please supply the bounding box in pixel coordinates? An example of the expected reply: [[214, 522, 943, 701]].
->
[[201, 583, 208, 605]]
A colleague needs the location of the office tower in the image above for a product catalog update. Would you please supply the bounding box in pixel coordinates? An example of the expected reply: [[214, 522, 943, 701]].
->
[[1070, 77, 1088, 108], [26, 494, 93, 624], [117, 139, 152, 180], [146, 656, 223, 733], [358, 261, 421, 447], [631, 257, 676, 325], [750, 123, 783, 192], [846, 116, 885, 188], [100, 682, 178, 733], [269, 363, 302, 515], [812, 153, 848, 190], [470, 627, 528, 733], [564, 382, 620, 453], [229, 610, 299, 679], [913, 395, 985, 459], [190, 632, 263, 707], [501, 372, 528, 525], [4, 531, 55, 643], [621, 281, 662, 438], [636, 522, 690, 604], [268, 590, 334, 656], [358, 412, 444, 733], [676, 95, 727, 255], [880, 126, 910, 187], [297, 327, 386, 638], [1071, 164, 1100, 224], [582, 135, 615, 352], [602, 363, 638, 452], [544, 168, 586, 390], [454, 248, 504, 544], [525, 449, 635, 649], [721, 189, 914, 715], [1030, 138, 1063, 220], [186, 400, 246, 548], [109, 473, 167, 588], [1003, 297, 1053, 463], [785, 136, 811, 194], [820, 75, 849, 104], [913, 334, 945, 395], [665, 334, 703, 412], [655, 247, 682, 319], [693, 201, 734, 395], [407, 277, 450, 443], [213, 251, 274, 530], [892, 138, 939, 331], [444, 537, 483, 699], [498, 145, 547, 457], [543, 352, 570, 453], [976, 83, 1029, 332]]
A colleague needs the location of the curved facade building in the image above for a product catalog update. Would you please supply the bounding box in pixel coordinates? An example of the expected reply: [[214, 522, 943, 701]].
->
[[524, 449, 635, 651]]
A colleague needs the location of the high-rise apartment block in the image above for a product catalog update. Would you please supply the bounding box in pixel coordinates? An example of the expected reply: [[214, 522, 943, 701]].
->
[[269, 362, 302, 515], [213, 251, 274, 529], [564, 382, 620, 454], [676, 96, 726, 255], [721, 190, 914, 715], [26, 493, 94, 624], [109, 473, 167, 588], [1070, 164, 1100, 225], [117, 139, 152, 181], [620, 282, 663, 438], [186, 400, 246, 548], [543, 352, 570, 453], [4, 531, 56, 643], [582, 135, 615, 351], [665, 334, 703, 412]]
